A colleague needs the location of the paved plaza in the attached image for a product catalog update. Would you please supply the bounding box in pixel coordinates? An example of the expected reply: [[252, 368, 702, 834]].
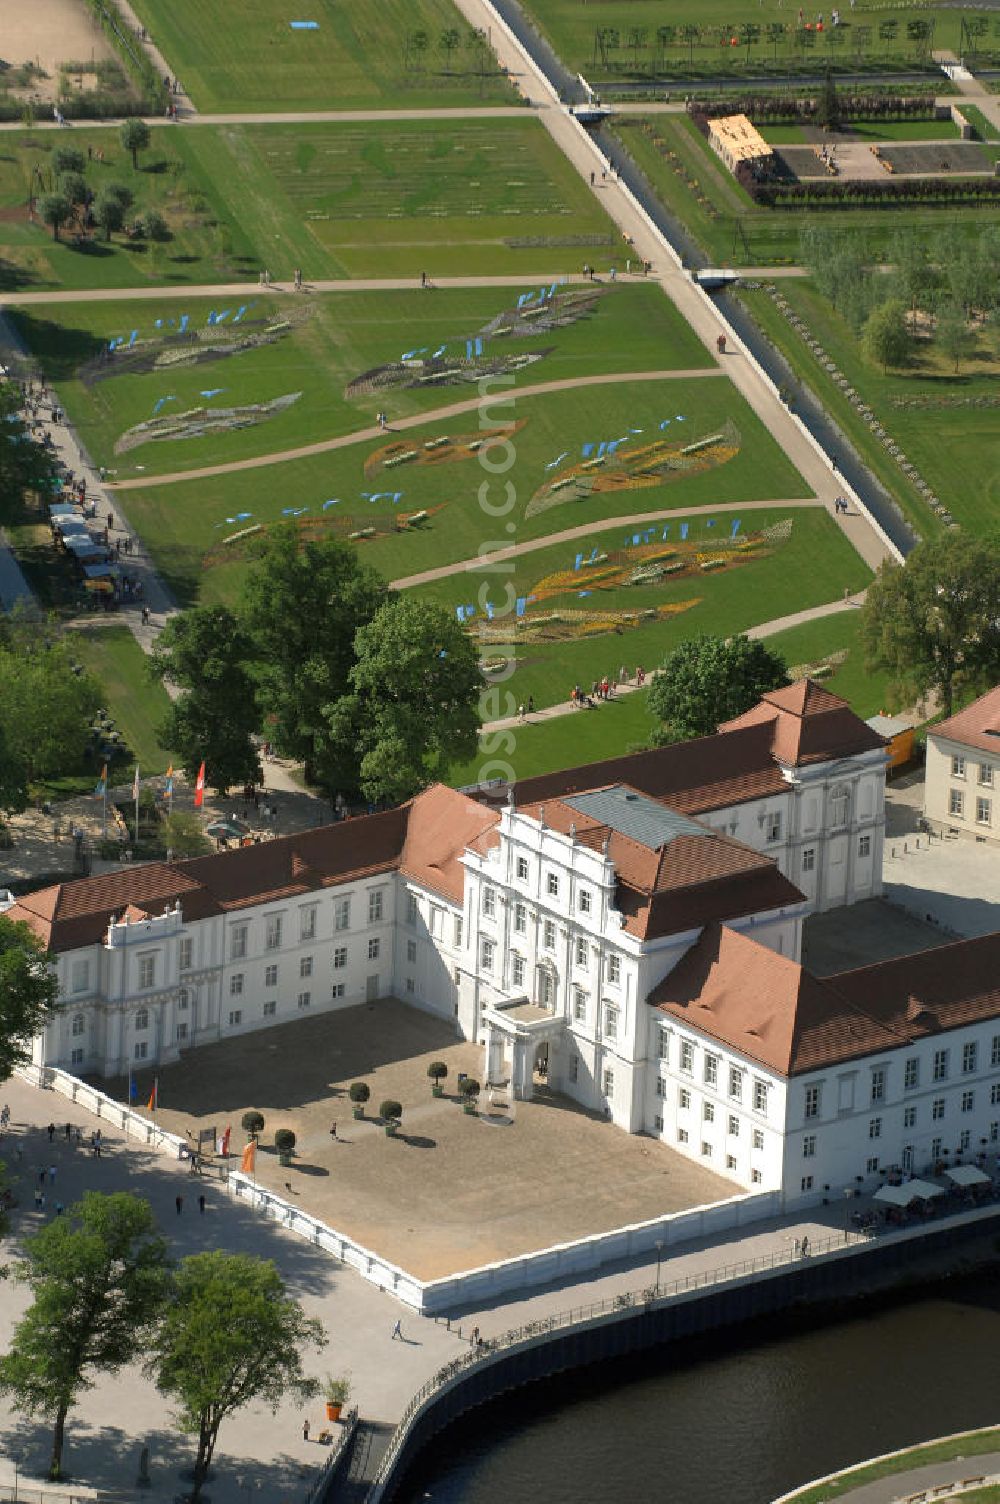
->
[[111, 1000, 734, 1278]]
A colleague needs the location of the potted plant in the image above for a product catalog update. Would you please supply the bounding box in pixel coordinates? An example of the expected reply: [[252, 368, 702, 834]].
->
[[349, 1082, 370, 1120], [459, 1078, 481, 1115], [380, 1100, 402, 1137], [322, 1375, 351, 1423], [427, 1061, 448, 1097], [241, 1110, 265, 1140], [274, 1128, 296, 1167]]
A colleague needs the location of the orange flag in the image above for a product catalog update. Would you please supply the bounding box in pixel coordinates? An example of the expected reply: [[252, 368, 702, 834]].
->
[[241, 1139, 256, 1175], [194, 761, 206, 809]]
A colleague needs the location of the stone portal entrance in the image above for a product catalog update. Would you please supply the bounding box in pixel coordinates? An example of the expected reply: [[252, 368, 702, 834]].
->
[[483, 997, 566, 1102]]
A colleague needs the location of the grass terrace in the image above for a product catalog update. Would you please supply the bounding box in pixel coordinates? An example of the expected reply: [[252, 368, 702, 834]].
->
[[516, 0, 978, 85], [739, 277, 1000, 536], [178, 118, 623, 279], [116, 377, 809, 607], [447, 608, 892, 785], [68, 625, 174, 776], [127, 0, 511, 112], [12, 283, 712, 480]]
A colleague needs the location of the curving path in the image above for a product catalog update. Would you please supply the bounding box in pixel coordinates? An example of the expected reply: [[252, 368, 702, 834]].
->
[[478, 590, 864, 732], [391, 496, 822, 590], [107, 367, 724, 491]]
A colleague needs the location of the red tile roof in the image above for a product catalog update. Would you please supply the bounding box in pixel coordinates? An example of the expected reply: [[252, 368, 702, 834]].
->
[[649, 925, 1000, 1076], [719, 679, 886, 768], [504, 720, 788, 817], [928, 687, 1000, 756], [7, 790, 482, 953]]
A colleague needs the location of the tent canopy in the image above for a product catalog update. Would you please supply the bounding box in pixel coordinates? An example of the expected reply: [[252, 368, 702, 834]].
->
[[907, 1178, 946, 1199], [873, 1183, 916, 1208], [945, 1163, 990, 1187]]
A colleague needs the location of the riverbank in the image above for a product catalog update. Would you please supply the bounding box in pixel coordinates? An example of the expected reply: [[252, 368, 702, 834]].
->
[[775, 1427, 1000, 1504]]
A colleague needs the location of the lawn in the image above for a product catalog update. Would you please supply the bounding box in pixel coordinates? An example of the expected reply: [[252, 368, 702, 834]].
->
[[0, 127, 259, 293], [517, 0, 970, 84], [779, 1426, 1000, 1504], [445, 578, 881, 785], [11, 283, 711, 480], [117, 376, 810, 606], [419, 506, 869, 715], [0, 119, 620, 293], [178, 118, 623, 280], [127, 0, 510, 112], [740, 278, 1000, 537], [68, 625, 175, 775], [608, 115, 1000, 268]]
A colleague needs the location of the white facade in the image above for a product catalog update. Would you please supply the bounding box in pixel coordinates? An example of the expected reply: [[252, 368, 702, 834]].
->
[[925, 732, 999, 842]]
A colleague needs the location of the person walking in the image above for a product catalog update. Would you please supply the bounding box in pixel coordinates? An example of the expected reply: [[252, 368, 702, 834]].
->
[[303, 1418, 310, 1442], [198, 1193, 206, 1215], [34, 1187, 43, 1210], [329, 1121, 337, 1141], [47, 1122, 55, 1143], [391, 1319, 402, 1340], [48, 1165, 56, 1186], [64, 1123, 72, 1142], [175, 1195, 183, 1215]]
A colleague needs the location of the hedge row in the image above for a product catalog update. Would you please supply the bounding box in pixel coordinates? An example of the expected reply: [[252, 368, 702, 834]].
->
[[688, 93, 941, 122]]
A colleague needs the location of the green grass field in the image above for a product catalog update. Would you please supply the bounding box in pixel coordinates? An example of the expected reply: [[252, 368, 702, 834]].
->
[[69, 626, 175, 775], [0, 127, 258, 293], [178, 118, 622, 279], [445, 586, 881, 784], [609, 115, 1000, 268], [128, 0, 509, 112], [118, 376, 809, 606], [517, 0, 969, 84], [740, 279, 1000, 536], [12, 284, 711, 479], [0, 119, 621, 293]]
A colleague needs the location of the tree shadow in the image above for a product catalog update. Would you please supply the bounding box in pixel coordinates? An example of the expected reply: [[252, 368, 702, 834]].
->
[[291, 1163, 330, 1178], [7, 311, 109, 381], [399, 1135, 436, 1149]]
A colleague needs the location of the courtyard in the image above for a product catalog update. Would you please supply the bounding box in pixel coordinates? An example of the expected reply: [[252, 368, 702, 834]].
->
[[110, 1000, 735, 1279]]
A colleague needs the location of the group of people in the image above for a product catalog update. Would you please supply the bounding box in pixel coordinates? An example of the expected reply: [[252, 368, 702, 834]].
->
[[571, 665, 646, 709]]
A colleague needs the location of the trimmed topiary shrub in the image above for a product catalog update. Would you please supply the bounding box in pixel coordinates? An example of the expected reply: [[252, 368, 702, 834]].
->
[[241, 1110, 265, 1138], [349, 1082, 370, 1119]]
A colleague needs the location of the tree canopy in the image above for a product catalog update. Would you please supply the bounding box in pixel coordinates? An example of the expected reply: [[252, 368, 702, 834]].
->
[[0, 1192, 171, 1479], [0, 616, 101, 792], [148, 1250, 325, 1502], [648, 633, 790, 742], [0, 385, 59, 527], [0, 914, 58, 1081], [861, 532, 1000, 717], [240, 528, 387, 789], [335, 595, 483, 803], [151, 604, 261, 794]]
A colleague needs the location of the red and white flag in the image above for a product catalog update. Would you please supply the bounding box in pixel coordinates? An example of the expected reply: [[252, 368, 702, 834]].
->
[[194, 761, 206, 809], [220, 1125, 231, 1158]]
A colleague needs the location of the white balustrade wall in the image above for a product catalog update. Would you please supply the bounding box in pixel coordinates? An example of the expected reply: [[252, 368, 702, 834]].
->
[[15, 1063, 187, 1158]]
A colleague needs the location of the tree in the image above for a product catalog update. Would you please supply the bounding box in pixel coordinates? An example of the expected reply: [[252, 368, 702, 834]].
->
[[151, 605, 261, 795], [0, 915, 59, 1080], [161, 810, 212, 857], [148, 1251, 325, 1503], [51, 145, 85, 177], [0, 1192, 170, 1480], [38, 193, 71, 241], [240, 528, 387, 790], [0, 623, 101, 786], [0, 386, 59, 525], [334, 596, 483, 804], [739, 22, 760, 62], [120, 117, 150, 171], [241, 1110, 265, 1138], [406, 28, 429, 69], [766, 21, 786, 59], [648, 633, 790, 742], [680, 23, 701, 62], [438, 27, 461, 71], [936, 302, 975, 374], [58, 172, 88, 208], [862, 533, 1000, 718], [879, 18, 898, 49], [93, 188, 125, 241], [861, 298, 911, 373]]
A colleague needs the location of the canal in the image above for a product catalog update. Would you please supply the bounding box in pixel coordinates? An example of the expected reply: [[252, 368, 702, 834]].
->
[[398, 1265, 1000, 1502]]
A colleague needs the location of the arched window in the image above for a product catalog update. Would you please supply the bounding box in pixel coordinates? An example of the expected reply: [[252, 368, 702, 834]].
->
[[135, 1008, 149, 1031], [71, 1013, 86, 1037], [830, 784, 850, 827]]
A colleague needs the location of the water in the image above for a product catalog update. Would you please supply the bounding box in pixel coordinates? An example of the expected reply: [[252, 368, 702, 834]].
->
[[399, 1269, 1000, 1502]]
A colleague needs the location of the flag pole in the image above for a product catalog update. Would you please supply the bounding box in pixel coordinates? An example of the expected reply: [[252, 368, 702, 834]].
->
[[102, 775, 107, 840], [134, 766, 140, 849]]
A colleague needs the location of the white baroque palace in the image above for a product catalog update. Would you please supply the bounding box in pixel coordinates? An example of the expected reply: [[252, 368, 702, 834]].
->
[[9, 681, 1000, 1208]]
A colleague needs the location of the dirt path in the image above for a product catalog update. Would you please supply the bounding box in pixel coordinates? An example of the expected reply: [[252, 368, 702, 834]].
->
[[0, 106, 536, 132], [480, 591, 865, 731], [108, 367, 723, 491], [0, 273, 595, 307], [390, 496, 822, 588]]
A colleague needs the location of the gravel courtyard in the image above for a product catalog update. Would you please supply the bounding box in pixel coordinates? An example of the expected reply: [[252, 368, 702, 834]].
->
[[108, 1000, 735, 1279]]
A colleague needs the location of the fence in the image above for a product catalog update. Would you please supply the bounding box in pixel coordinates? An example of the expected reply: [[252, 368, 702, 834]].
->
[[15, 1064, 187, 1159], [366, 1224, 874, 1498], [303, 1408, 359, 1504]]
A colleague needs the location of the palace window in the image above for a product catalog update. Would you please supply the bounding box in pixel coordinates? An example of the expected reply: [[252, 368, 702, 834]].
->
[[138, 955, 155, 990], [904, 1057, 919, 1090], [265, 964, 278, 988], [547, 873, 560, 898], [804, 1085, 821, 1119], [704, 1053, 719, 1089], [134, 1008, 149, 1031], [179, 937, 193, 970], [803, 1135, 816, 1158], [368, 938, 380, 962], [512, 954, 526, 989], [579, 890, 592, 915], [230, 925, 247, 960], [952, 755, 966, 778], [300, 956, 313, 978], [300, 906, 316, 942], [407, 893, 419, 926], [480, 938, 495, 972], [265, 915, 282, 951], [963, 1042, 978, 1074], [334, 947, 347, 970], [334, 899, 351, 932], [514, 902, 527, 935], [607, 954, 621, 985], [406, 940, 417, 965], [933, 1049, 949, 1082], [368, 890, 383, 924], [543, 919, 556, 950], [516, 856, 529, 881], [482, 886, 496, 919]]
